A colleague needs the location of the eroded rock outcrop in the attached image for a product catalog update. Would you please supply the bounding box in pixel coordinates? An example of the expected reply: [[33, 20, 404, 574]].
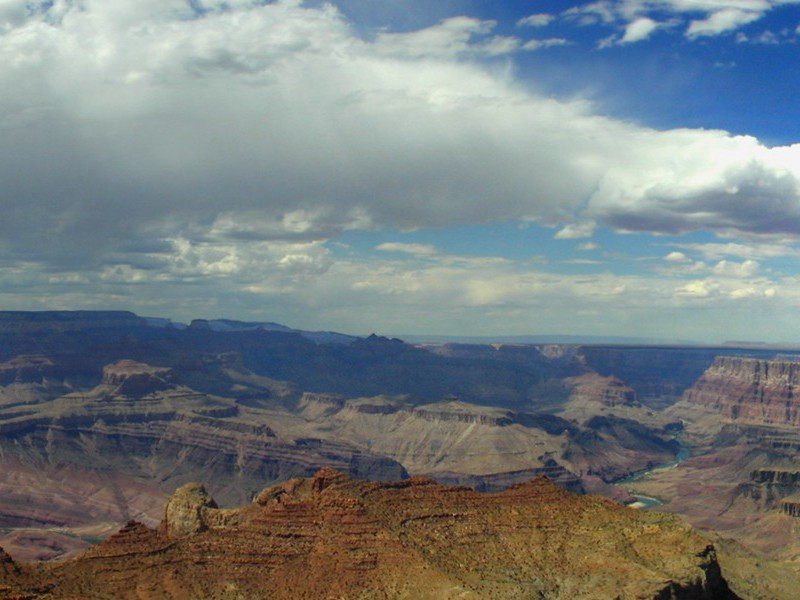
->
[[566, 373, 640, 408], [0, 470, 739, 599], [161, 483, 218, 537], [101, 360, 173, 397]]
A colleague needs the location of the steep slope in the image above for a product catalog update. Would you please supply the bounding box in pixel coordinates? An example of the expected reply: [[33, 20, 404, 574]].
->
[[624, 357, 800, 571], [0, 469, 739, 600], [271, 389, 680, 495], [678, 356, 800, 427], [0, 360, 406, 560]]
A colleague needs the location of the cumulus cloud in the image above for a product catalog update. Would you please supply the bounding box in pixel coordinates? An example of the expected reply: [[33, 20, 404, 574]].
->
[[517, 13, 555, 27], [687, 8, 762, 37], [554, 223, 597, 239], [712, 259, 760, 277], [677, 280, 718, 298], [3, 0, 800, 274], [620, 17, 662, 43], [564, 0, 800, 43], [665, 251, 691, 262], [2, 0, 800, 334]]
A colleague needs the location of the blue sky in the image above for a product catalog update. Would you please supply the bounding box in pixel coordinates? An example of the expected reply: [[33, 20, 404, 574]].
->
[[2, 0, 800, 342]]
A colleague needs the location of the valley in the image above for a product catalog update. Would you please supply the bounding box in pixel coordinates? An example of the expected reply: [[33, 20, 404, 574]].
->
[[1, 311, 800, 597]]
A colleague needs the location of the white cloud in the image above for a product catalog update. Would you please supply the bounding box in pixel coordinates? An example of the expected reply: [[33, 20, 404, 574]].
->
[[563, 0, 800, 43], [562, 258, 604, 264], [620, 17, 661, 43], [677, 280, 718, 298], [665, 251, 691, 262], [522, 38, 570, 50], [670, 241, 800, 261], [554, 223, 597, 239], [2, 0, 800, 272], [712, 259, 760, 277], [564, 2, 618, 25], [517, 13, 555, 27], [687, 8, 762, 36], [375, 243, 438, 257], [577, 242, 600, 251], [374, 16, 520, 58], [1, 0, 800, 335]]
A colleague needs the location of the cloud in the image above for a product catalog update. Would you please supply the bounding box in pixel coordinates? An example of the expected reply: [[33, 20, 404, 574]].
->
[[686, 8, 762, 37], [586, 132, 800, 236], [3, 0, 800, 276], [554, 223, 597, 239], [620, 17, 661, 43], [665, 251, 691, 262], [677, 280, 718, 298], [517, 13, 555, 27], [577, 242, 600, 251], [375, 243, 438, 257], [712, 259, 760, 277], [522, 38, 570, 50], [373, 16, 520, 58], [670, 242, 800, 261], [562, 0, 800, 43], [2, 0, 800, 332]]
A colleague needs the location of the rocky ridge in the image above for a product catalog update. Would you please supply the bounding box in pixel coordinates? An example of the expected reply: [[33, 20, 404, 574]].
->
[[0, 469, 739, 600]]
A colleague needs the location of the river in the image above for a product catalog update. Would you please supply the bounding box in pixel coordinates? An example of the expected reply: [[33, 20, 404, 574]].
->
[[613, 433, 690, 509]]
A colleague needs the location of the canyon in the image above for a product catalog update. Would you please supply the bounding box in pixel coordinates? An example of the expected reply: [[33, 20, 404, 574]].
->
[[614, 356, 800, 578], [3, 311, 800, 596]]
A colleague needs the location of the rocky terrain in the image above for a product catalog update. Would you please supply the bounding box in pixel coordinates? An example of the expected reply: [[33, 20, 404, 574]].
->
[[0, 311, 714, 562], [0, 355, 405, 560], [615, 356, 800, 573], [0, 469, 740, 599], [0, 353, 681, 559], [5, 309, 800, 598]]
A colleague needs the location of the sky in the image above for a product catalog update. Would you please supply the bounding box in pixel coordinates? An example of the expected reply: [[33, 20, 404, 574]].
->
[[3, 0, 800, 342]]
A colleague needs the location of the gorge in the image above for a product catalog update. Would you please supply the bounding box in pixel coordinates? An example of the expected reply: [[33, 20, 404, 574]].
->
[[1, 311, 800, 597]]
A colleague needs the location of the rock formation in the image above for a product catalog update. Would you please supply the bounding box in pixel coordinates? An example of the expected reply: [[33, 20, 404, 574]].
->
[[101, 360, 173, 397], [0, 470, 739, 599], [682, 357, 800, 426], [781, 498, 800, 517]]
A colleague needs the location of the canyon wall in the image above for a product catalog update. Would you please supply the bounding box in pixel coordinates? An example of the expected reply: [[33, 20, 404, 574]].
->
[[682, 357, 800, 426]]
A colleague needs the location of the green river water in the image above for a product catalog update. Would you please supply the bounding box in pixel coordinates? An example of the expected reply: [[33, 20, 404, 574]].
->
[[613, 434, 690, 509]]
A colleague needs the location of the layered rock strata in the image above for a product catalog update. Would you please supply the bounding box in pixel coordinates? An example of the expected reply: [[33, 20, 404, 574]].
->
[[682, 357, 800, 426], [0, 470, 739, 600]]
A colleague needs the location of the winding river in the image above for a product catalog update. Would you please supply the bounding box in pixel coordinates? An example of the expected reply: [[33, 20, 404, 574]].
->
[[613, 434, 690, 509]]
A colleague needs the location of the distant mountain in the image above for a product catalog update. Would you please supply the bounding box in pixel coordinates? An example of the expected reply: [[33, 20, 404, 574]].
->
[[397, 333, 702, 345], [189, 318, 358, 344]]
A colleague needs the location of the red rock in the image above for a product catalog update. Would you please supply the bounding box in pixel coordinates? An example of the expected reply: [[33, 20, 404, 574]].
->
[[1, 471, 739, 599], [683, 357, 800, 426]]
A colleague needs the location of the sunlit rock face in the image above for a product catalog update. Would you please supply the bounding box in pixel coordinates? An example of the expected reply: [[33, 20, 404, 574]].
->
[[0, 470, 739, 600], [683, 357, 800, 426]]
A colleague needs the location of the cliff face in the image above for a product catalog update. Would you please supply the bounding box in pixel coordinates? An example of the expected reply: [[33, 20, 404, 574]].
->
[[682, 357, 800, 426], [0, 469, 739, 600], [578, 346, 723, 407]]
